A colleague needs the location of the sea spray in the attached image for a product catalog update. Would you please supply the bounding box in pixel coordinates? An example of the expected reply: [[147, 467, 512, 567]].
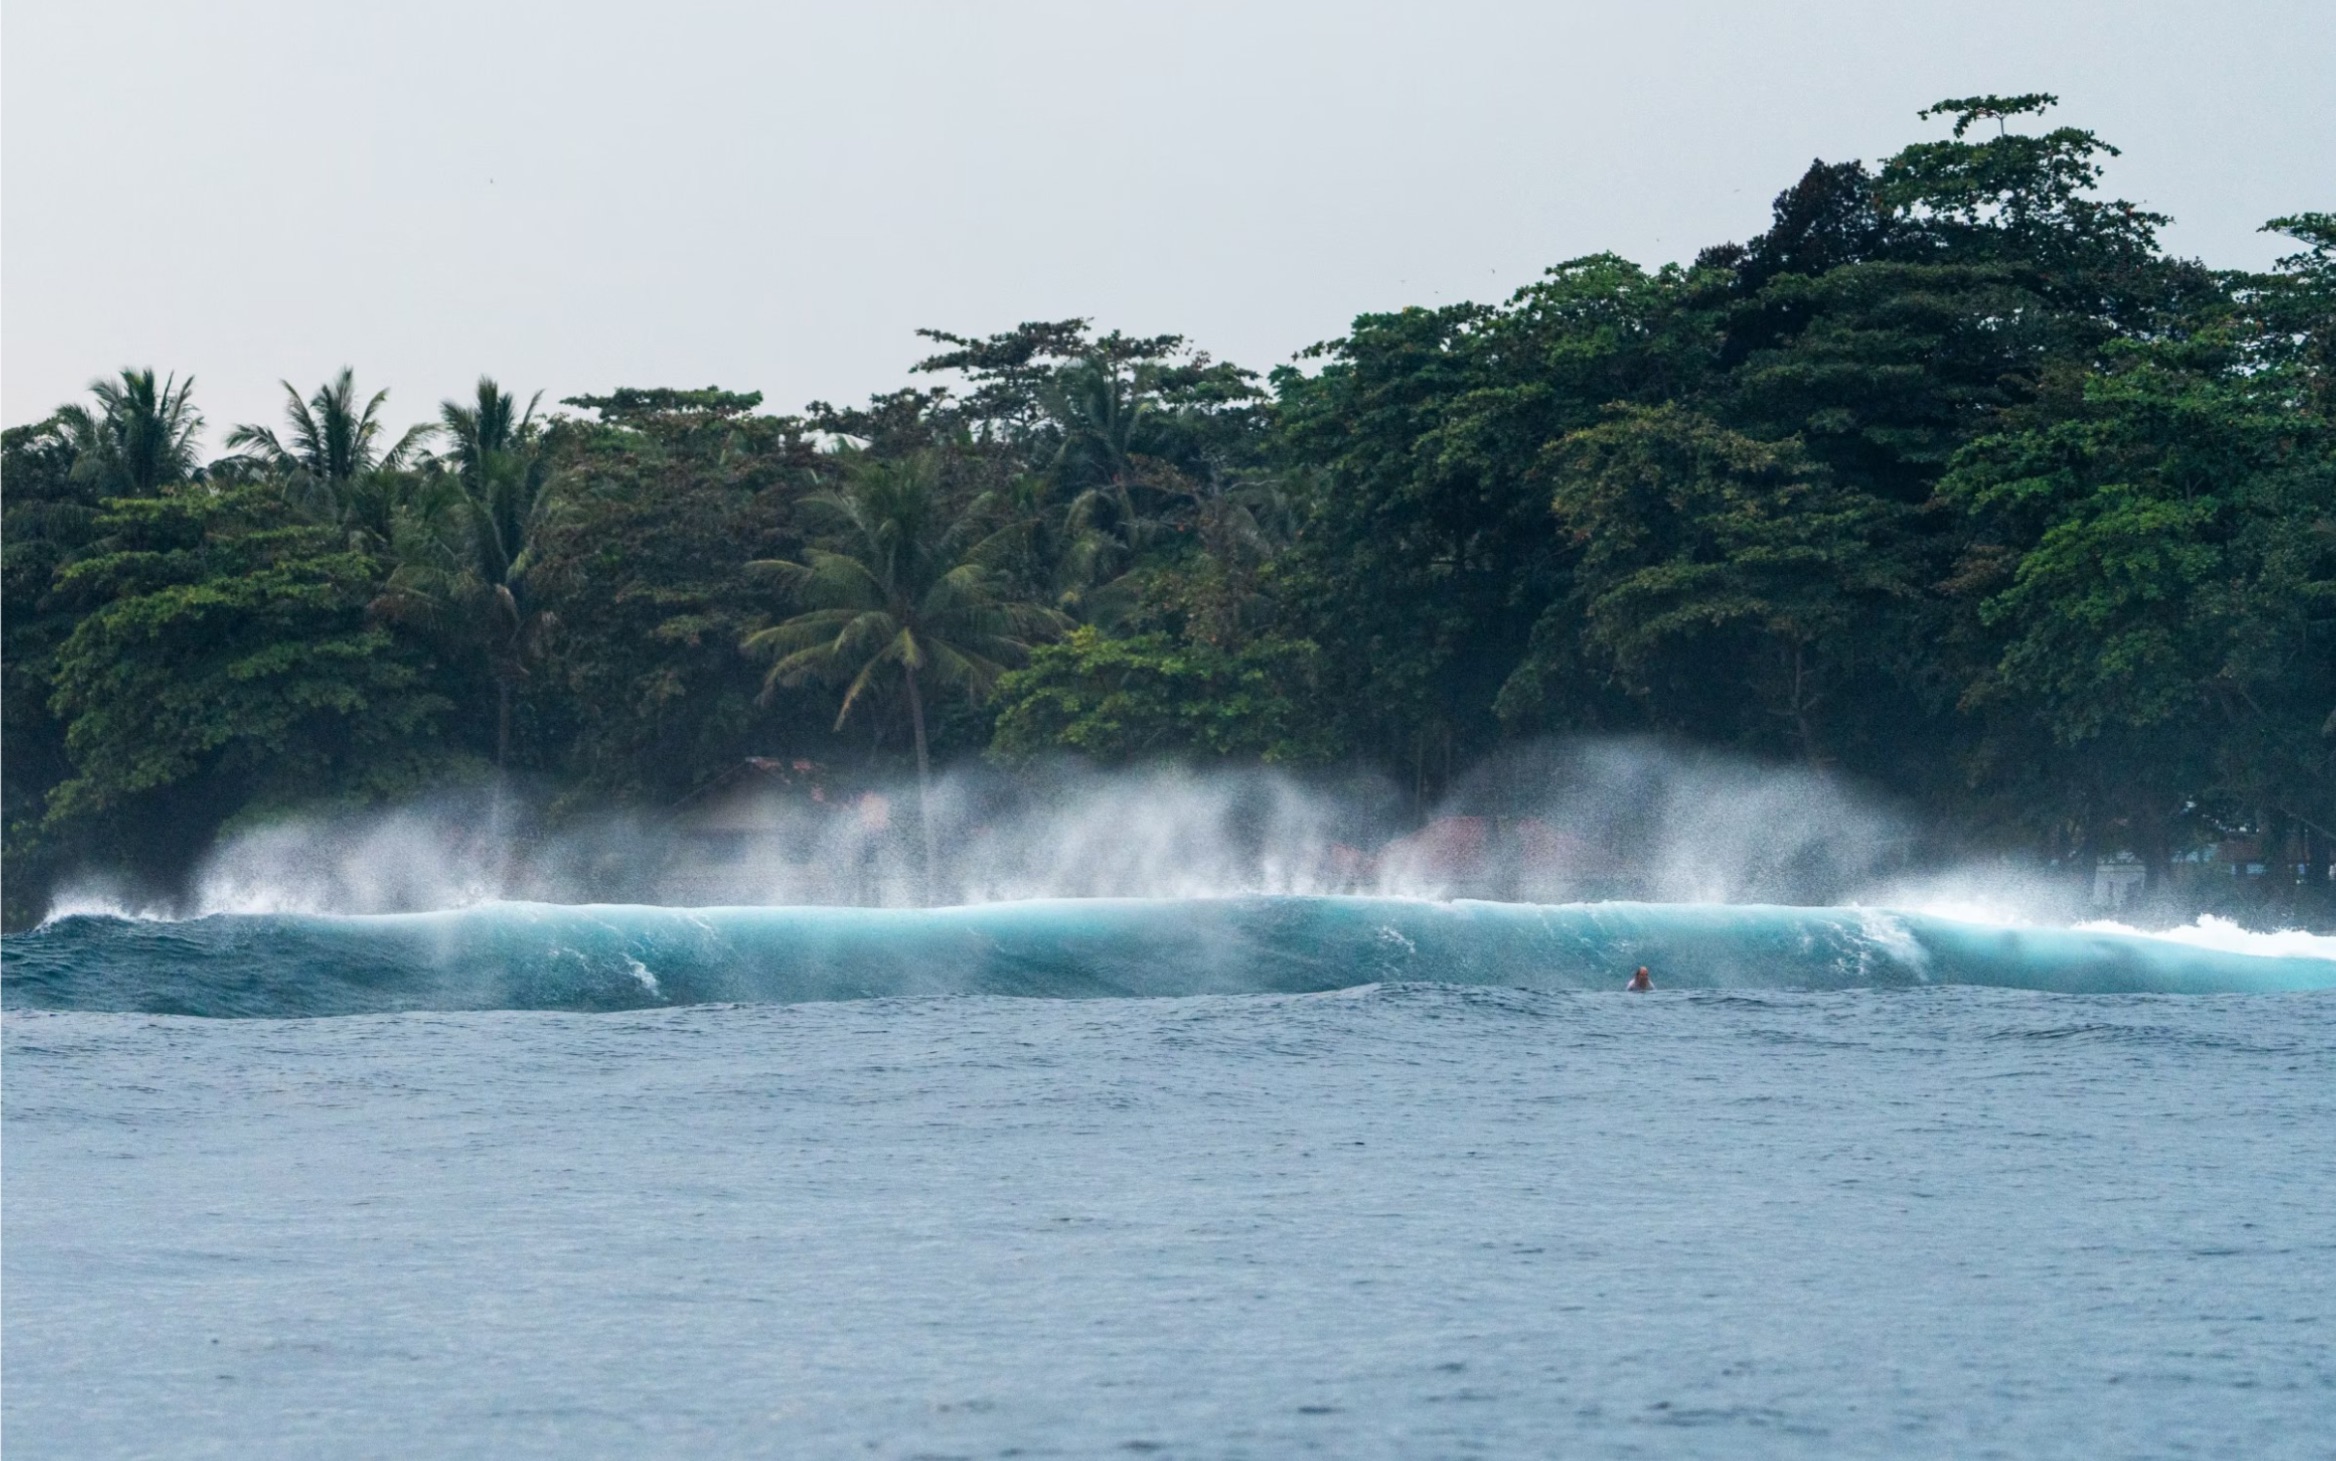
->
[[30, 743, 2322, 1017], [48, 741, 2006, 918]]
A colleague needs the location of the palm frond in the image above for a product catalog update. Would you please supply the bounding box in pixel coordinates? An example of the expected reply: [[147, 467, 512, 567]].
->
[[834, 633, 912, 723], [378, 423, 436, 472]]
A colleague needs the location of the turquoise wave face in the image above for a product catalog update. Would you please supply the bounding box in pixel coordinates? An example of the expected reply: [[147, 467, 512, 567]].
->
[[6, 898, 2331, 1018]]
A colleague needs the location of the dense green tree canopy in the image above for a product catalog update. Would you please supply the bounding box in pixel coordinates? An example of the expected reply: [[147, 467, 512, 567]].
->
[[39, 481, 451, 889]]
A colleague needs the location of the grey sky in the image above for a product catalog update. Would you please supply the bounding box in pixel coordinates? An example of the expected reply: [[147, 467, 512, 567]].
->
[[5, 0, 2330, 444]]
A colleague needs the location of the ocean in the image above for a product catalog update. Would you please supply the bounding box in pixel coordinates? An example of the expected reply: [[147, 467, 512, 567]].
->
[[6, 897, 2334, 1457]]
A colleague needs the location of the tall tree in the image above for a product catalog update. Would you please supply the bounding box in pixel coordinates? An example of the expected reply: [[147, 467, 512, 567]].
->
[[224, 368, 439, 550], [379, 377, 555, 768], [1, 416, 99, 923], [225, 368, 432, 483], [55, 369, 203, 498], [1943, 331, 2336, 884], [1516, 403, 1915, 764], [742, 451, 1067, 886], [1270, 256, 1716, 793], [5, 373, 203, 916], [893, 320, 1268, 619], [530, 387, 831, 803], [39, 480, 449, 888]]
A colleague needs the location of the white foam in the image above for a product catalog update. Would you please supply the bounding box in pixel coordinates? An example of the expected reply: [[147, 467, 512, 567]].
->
[[1897, 900, 2038, 929], [1852, 909, 1931, 979], [36, 885, 172, 924], [2077, 914, 2336, 963]]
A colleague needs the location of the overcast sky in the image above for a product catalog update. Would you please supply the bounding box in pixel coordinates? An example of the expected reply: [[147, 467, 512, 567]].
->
[[6, 0, 2331, 443]]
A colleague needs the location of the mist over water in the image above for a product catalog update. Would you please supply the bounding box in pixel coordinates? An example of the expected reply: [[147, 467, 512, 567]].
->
[[37, 739, 2329, 965], [57, 741, 1931, 914]]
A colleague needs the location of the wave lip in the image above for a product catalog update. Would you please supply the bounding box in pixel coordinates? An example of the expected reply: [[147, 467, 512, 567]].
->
[[4, 897, 2331, 1019]]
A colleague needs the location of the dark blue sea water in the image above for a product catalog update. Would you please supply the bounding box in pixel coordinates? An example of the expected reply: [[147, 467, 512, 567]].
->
[[6, 899, 2334, 1457]]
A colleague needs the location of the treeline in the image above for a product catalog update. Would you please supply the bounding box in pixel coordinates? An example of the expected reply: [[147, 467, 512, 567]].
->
[[4, 95, 2332, 924]]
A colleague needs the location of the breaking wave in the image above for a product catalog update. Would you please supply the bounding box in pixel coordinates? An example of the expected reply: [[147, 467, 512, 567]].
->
[[5, 897, 2330, 1019]]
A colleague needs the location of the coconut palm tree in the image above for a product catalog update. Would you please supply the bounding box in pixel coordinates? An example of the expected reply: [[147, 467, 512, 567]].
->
[[1040, 355, 1205, 616], [56, 369, 203, 496], [225, 368, 432, 483], [1045, 354, 1144, 491], [378, 377, 555, 768], [225, 369, 438, 548], [743, 451, 1067, 888]]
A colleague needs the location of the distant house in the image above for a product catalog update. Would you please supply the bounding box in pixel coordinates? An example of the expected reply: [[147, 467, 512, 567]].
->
[[2092, 852, 2146, 910]]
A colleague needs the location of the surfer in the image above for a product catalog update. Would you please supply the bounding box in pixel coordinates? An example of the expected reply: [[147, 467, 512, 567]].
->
[[1626, 965, 1652, 992]]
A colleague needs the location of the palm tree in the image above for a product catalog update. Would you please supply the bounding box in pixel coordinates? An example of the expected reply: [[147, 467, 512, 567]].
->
[[378, 377, 555, 768], [225, 369, 437, 548], [743, 452, 1067, 888], [225, 368, 433, 483], [56, 369, 203, 496], [1041, 355, 1200, 615], [1045, 354, 1145, 491]]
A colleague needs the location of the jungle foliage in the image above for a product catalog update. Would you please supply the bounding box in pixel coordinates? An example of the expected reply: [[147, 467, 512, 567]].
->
[[4, 97, 2331, 923]]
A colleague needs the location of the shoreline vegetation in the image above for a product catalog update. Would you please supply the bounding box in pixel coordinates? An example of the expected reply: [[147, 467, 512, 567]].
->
[[4, 96, 2331, 930]]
